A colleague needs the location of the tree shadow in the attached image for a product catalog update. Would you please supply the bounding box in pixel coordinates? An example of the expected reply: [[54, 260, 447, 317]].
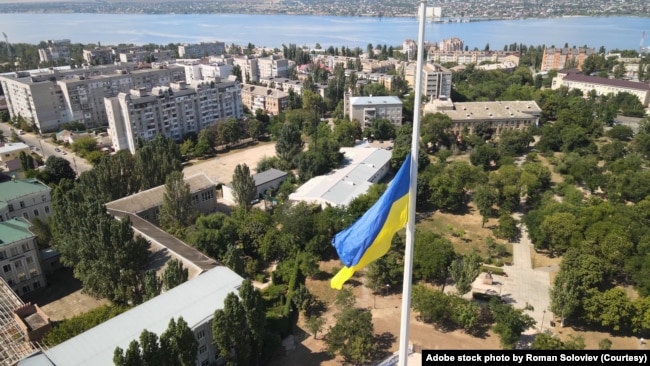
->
[[373, 332, 397, 361], [22, 267, 86, 307], [311, 270, 331, 281]]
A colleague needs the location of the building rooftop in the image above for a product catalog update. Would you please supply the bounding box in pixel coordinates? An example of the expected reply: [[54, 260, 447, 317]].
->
[[0, 178, 50, 204], [105, 173, 215, 215], [19, 266, 244, 366], [0, 142, 30, 155], [434, 100, 541, 120], [562, 71, 650, 91], [253, 168, 287, 186], [349, 96, 402, 106], [0, 218, 34, 247]]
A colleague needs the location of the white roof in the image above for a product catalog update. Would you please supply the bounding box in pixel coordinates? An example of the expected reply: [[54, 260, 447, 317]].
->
[[21, 266, 243, 366], [0, 142, 30, 154], [349, 95, 402, 106], [289, 147, 391, 207]]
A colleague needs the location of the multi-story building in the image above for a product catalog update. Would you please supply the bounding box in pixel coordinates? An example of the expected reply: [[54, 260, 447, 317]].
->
[[105, 79, 243, 153], [552, 69, 650, 107], [428, 50, 519, 66], [119, 49, 176, 63], [356, 72, 396, 93], [240, 85, 288, 116], [0, 63, 186, 133], [37, 40, 71, 64], [258, 77, 328, 99], [426, 99, 541, 137], [176, 59, 234, 83], [0, 178, 53, 223], [178, 41, 226, 59], [541, 47, 595, 72], [82, 47, 114, 65], [407, 63, 452, 100], [403, 39, 417, 60], [0, 217, 46, 297], [345, 95, 403, 128], [439, 37, 464, 52], [257, 55, 289, 79], [233, 56, 260, 83]]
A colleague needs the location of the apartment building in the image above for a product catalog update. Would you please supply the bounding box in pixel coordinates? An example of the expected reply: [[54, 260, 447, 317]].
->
[[402, 39, 417, 60], [428, 50, 519, 66], [0, 178, 53, 223], [119, 49, 176, 63], [105, 79, 243, 153], [0, 218, 46, 297], [552, 70, 650, 107], [37, 39, 71, 64], [541, 47, 595, 72], [426, 99, 541, 137], [177, 59, 234, 83], [178, 41, 226, 59], [82, 47, 114, 65], [345, 95, 403, 128], [356, 72, 397, 93], [257, 55, 289, 79], [404, 62, 452, 100], [0, 63, 186, 133], [233, 56, 260, 83], [258, 77, 328, 99], [240, 85, 288, 115], [439, 37, 464, 52]]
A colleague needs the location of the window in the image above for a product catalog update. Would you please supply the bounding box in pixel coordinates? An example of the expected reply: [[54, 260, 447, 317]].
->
[[26, 256, 34, 265], [191, 195, 199, 205], [0, 251, 5, 260], [8, 204, 13, 212], [20, 201, 25, 209], [33, 281, 41, 290], [199, 345, 207, 355], [33, 209, 39, 217], [196, 330, 205, 340], [10, 247, 18, 257], [14, 261, 23, 269], [23, 212, 29, 219], [201, 190, 214, 201], [201, 360, 209, 366], [22, 286, 30, 294], [3, 264, 11, 273], [42, 195, 47, 202], [22, 243, 29, 252]]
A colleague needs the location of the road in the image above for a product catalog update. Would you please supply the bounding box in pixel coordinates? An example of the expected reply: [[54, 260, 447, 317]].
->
[[0, 122, 93, 175]]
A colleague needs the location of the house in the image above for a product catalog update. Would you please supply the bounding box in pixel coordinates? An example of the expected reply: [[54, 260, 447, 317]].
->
[[221, 168, 288, 204], [0, 143, 30, 164], [0, 178, 53, 223], [18, 266, 244, 366], [0, 218, 47, 297]]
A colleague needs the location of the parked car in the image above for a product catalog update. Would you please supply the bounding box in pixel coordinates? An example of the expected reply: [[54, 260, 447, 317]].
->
[[54, 147, 61, 152]]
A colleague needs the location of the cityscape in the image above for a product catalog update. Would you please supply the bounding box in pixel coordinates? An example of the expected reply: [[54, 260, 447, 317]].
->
[[1, 2, 650, 366]]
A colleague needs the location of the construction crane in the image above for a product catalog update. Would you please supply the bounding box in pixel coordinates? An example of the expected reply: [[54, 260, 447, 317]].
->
[[2, 32, 11, 59]]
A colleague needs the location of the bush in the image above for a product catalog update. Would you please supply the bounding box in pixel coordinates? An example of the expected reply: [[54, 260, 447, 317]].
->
[[42, 305, 129, 346]]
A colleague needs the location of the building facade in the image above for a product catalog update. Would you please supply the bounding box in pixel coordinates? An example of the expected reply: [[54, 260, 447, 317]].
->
[[541, 47, 595, 72], [82, 47, 115, 65], [0, 178, 53, 223], [0, 218, 46, 297], [428, 50, 519, 66], [0, 143, 30, 164], [178, 42, 226, 59], [37, 40, 71, 64], [105, 79, 243, 153], [420, 63, 452, 100], [233, 56, 260, 83], [240, 85, 289, 115], [439, 37, 464, 52], [257, 56, 289, 79], [551, 70, 650, 107], [345, 95, 403, 128], [0, 63, 187, 133]]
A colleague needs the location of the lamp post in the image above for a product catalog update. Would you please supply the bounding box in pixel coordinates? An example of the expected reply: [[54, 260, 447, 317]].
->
[[541, 309, 547, 333]]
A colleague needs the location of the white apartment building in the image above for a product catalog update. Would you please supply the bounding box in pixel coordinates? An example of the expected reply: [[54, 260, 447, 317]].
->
[[0, 178, 53, 224], [37, 39, 71, 64], [257, 56, 289, 79], [233, 56, 260, 83], [402, 40, 417, 60], [106, 79, 243, 153], [552, 70, 650, 107], [345, 95, 403, 128], [407, 63, 452, 100], [177, 60, 234, 83], [428, 50, 520, 66], [83, 47, 114, 65], [178, 41, 226, 59], [0, 218, 46, 297], [119, 49, 176, 63], [0, 63, 186, 133]]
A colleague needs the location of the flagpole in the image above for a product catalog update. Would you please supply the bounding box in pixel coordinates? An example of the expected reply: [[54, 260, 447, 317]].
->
[[398, 0, 427, 364]]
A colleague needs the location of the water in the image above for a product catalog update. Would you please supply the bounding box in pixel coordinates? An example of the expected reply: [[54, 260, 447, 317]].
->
[[1, 13, 648, 51]]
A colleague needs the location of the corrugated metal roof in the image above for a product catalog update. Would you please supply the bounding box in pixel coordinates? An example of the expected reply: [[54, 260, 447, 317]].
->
[[36, 266, 243, 366], [0, 218, 33, 248], [252, 168, 287, 186], [0, 178, 50, 203]]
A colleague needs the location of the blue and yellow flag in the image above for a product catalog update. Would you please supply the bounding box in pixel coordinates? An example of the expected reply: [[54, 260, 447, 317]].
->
[[331, 157, 411, 289]]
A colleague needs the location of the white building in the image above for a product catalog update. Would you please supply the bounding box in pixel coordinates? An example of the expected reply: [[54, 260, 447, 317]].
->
[[233, 56, 260, 83], [345, 95, 403, 128], [178, 41, 226, 59], [0, 218, 46, 297], [0, 178, 53, 223], [37, 40, 71, 64], [420, 63, 452, 100], [18, 266, 244, 366], [105, 79, 243, 153], [0, 143, 30, 164], [177, 60, 234, 83], [289, 147, 391, 208], [257, 56, 289, 79], [552, 70, 650, 107]]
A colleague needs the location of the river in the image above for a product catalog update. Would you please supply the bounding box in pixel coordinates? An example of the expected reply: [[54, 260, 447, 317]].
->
[[1, 13, 648, 51]]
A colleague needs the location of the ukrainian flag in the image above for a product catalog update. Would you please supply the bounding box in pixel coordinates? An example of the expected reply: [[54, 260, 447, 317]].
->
[[331, 157, 411, 289]]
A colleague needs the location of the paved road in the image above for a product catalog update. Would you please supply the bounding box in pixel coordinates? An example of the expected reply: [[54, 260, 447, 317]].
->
[[0, 122, 93, 175]]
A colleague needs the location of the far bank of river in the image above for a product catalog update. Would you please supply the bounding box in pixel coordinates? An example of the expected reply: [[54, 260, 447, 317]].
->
[[1, 14, 648, 51]]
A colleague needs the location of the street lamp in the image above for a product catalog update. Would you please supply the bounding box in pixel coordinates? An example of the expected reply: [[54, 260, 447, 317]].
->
[[541, 309, 547, 333], [385, 284, 390, 297]]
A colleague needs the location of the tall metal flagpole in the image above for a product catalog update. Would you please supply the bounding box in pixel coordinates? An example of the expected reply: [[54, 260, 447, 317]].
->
[[398, 0, 427, 364]]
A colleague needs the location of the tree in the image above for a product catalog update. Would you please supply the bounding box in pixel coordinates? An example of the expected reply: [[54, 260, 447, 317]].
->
[[44, 155, 76, 184], [490, 300, 536, 349], [305, 315, 325, 339], [583, 288, 634, 331], [414, 231, 456, 284], [538, 212, 579, 253], [232, 163, 257, 210], [326, 307, 376, 365], [19, 151, 35, 171], [160, 317, 198, 366], [159, 171, 196, 234], [161, 259, 188, 291], [275, 123, 303, 168], [449, 254, 481, 296], [495, 213, 519, 241], [142, 270, 162, 302], [473, 185, 498, 227], [232, 64, 243, 82], [135, 134, 182, 191], [71, 135, 99, 156]]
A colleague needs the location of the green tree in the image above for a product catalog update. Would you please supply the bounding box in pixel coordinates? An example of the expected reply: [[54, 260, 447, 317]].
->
[[71, 135, 99, 156], [232, 163, 257, 211], [490, 300, 536, 349], [159, 171, 196, 234], [449, 254, 481, 296], [495, 214, 519, 242], [583, 287, 634, 331], [142, 270, 162, 302], [275, 123, 304, 168], [135, 134, 182, 191], [305, 315, 325, 339], [326, 307, 376, 365], [473, 185, 499, 227], [160, 317, 198, 366], [161, 259, 188, 291], [414, 231, 456, 284], [44, 155, 76, 184]]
